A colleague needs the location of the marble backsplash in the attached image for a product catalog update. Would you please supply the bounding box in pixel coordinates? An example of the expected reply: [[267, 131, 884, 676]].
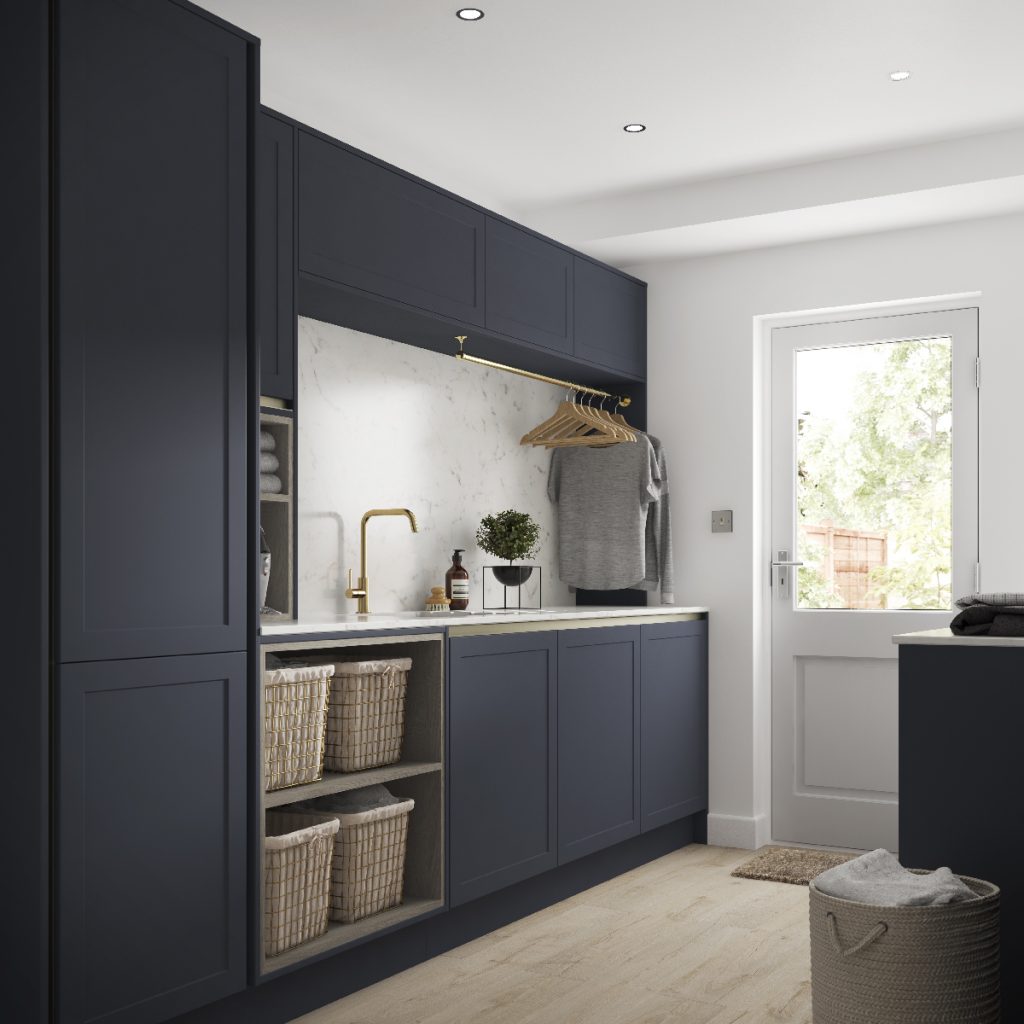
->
[[296, 316, 572, 617]]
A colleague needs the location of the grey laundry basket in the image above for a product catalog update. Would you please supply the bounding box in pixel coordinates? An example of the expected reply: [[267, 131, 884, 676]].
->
[[809, 872, 1000, 1024]]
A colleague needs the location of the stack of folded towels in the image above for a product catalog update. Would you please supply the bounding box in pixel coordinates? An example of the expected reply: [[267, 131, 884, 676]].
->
[[260, 430, 283, 494], [815, 848, 975, 906], [950, 591, 1024, 637]]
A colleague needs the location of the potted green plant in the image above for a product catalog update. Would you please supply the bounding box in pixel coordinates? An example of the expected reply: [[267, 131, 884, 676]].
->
[[476, 509, 540, 587]]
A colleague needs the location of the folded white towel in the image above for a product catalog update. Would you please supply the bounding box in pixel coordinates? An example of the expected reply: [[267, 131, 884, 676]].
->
[[260, 452, 280, 473], [815, 848, 976, 906], [259, 430, 276, 452], [260, 473, 282, 494]]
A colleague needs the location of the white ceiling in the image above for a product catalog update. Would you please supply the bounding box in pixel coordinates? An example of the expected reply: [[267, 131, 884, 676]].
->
[[199, 0, 1024, 257]]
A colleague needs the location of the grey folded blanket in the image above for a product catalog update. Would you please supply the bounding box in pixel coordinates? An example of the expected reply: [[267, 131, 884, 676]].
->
[[260, 473, 282, 494], [260, 452, 280, 473], [259, 429, 276, 452], [951, 592, 1024, 636], [815, 849, 976, 906]]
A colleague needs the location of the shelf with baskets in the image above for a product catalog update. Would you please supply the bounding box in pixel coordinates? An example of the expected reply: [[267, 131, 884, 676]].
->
[[258, 633, 445, 976], [259, 409, 295, 620]]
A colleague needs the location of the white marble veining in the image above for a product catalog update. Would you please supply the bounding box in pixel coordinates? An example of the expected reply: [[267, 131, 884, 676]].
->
[[296, 316, 576, 619], [261, 605, 709, 638], [893, 627, 1024, 647]]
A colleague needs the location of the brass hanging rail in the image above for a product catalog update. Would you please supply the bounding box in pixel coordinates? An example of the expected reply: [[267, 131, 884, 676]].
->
[[453, 337, 631, 408]]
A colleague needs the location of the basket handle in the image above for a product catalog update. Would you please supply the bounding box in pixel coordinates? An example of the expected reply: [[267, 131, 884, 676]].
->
[[826, 912, 887, 957]]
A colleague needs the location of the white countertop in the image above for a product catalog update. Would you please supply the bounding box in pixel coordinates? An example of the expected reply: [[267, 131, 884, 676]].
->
[[261, 604, 709, 638], [893, 627, 1024, 647]]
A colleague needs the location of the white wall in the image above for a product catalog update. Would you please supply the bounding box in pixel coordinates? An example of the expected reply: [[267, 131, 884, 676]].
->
[[296, 317, 571, 618], [628, 212, 1024, 848]]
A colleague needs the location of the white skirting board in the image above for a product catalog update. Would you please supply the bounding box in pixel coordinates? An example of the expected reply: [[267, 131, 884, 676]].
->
[[707, 813, 770, 851]]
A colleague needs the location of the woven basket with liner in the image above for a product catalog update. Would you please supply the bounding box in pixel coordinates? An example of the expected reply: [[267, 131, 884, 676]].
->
[[326, 658, 411, 772], [809, 871, 1000, 1023], [263, 663, 333, 791], [263, 810, 340, 957]]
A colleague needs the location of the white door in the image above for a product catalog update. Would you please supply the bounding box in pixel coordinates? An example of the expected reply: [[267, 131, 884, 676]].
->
[[771, 308, 978, 850]]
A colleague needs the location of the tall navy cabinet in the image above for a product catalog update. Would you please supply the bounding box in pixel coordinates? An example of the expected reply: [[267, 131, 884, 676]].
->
[[54, 2, 254, 1022]]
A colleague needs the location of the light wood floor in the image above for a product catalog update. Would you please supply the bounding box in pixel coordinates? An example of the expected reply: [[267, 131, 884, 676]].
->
[[292, 845, 812, 1024]]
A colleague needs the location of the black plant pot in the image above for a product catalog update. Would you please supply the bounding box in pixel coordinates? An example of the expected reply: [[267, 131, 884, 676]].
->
[[490, 565, 534, 588]]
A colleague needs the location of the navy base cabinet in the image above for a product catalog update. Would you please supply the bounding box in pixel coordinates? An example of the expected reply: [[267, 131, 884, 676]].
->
[[641, 620, 708, 831], [448, 632, 558, 907], [557, 627, 641, 863], [57, 654, 247, 1024]]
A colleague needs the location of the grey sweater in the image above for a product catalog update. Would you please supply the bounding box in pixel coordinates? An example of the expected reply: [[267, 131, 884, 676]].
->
[[548, 437, 662, 592], [630, 433, 674, 604]]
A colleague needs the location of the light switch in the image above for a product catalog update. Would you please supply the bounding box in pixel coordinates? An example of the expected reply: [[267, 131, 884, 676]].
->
[[712, 510, 733, 533]]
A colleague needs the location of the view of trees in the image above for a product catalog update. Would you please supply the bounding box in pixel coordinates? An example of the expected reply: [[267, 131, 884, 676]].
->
[[796, 338, 953, 610]]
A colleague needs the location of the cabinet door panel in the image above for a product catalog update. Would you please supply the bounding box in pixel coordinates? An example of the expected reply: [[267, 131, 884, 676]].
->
[[484, 218, 572, 354], [299, 132, 484, 325], [449, 632, 557, 906], [57, 0, 249, 662], [257, 111, 295, 400], [57, 654, 247, 1024], [641, 621, 708, 832], [573, 258, 646, 377], [557, 626, 641, 863]]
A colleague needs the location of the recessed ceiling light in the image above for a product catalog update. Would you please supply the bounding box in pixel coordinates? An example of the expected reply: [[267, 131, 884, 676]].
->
[[890, 70, 911, 82], [623, 123, 646, 133], [456, 8, 484, 20]]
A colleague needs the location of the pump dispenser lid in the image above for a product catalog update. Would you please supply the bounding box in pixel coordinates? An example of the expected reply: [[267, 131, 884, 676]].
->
[[453, 548, 465, 556]]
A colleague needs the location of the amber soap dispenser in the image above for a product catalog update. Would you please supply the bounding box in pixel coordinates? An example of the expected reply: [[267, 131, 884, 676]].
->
[[446, 548, 470, 610]]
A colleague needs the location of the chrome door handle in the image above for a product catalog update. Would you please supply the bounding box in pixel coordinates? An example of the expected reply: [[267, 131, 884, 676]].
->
[[772, 550, 803, 599]]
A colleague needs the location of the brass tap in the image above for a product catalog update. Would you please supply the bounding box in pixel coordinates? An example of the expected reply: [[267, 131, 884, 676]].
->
[[345, 508, 419, 614]]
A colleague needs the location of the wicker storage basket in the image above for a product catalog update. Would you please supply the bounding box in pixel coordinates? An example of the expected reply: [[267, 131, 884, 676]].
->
[[325, 658, 411, 773], [263, 664, 333, 791], [325, 797, 415, 923], [809, 873, 1000, 1024], [263, 811, 340, 957]]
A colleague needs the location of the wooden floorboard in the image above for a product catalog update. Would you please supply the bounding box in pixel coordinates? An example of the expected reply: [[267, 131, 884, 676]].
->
[[290, 845, 812, 1024]]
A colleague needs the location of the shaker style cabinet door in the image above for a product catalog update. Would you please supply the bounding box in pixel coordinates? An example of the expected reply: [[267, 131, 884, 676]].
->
[[56, 0, 249, 662], [557, 626, 642, 863], [573, 257, 646, 377], [640, 620, 708, 832], [448, 632, 557, 906], [56, 654, 247, 1024], [257, 110, 296, 400], [484, 217, 573, 355], [298, 131, 485, 325]]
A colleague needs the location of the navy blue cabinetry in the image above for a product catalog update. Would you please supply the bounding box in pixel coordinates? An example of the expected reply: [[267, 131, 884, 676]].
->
[[484, 218, 573, 355], [573, 257, 646, 377], [57, 654, 247, 1024], [557, 627, 642, 863], [56, 0, 250, 663], [641, 620, 708, 831], [298, 130, 485, 325], [448, 632, 558, 906], [257, 110, 296, 400]]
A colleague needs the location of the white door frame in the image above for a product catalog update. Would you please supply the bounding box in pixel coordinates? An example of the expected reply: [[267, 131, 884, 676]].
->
[[753, 292, 983, 850]]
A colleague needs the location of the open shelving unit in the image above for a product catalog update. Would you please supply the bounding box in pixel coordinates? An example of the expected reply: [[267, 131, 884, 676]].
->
[[259, 407, 295, 620], [258, 633, 446, 977]]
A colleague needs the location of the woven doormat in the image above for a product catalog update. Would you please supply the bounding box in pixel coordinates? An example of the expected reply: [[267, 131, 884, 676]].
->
[[731, 846, 857, 886]]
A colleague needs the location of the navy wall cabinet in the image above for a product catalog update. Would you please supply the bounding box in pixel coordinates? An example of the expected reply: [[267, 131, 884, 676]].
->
[[56, 0, 249, 663], [448, 632, 558, 906], [640, 620, 708, 832], [573, 257, 646, 378], [257, 110, 296, 400], [298, 131, 485, 325], [57, 653, 247, 1024], [484, 218, 573, 355], [557, 627, 642, 863]]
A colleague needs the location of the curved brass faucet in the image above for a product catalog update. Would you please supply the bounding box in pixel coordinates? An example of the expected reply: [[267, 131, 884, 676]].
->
[[345, 508, 419, 614]]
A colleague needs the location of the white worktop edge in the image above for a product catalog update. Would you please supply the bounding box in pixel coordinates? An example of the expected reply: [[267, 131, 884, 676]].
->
[[893, 627, 1024, 647]]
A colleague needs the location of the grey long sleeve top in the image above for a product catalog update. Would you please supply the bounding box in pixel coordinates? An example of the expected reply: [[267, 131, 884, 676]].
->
[[630, 433, 675, 604]]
